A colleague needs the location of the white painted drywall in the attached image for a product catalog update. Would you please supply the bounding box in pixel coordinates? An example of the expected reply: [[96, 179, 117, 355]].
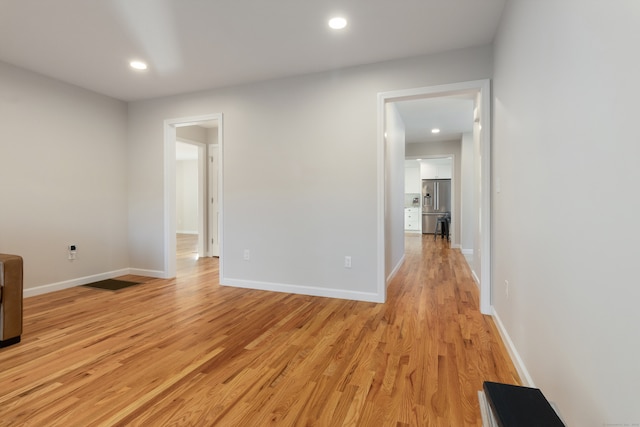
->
[[460, 132, 474, 255], [176, 125, 207, 143], [126, 45, 492, 301], [493, 1, 640, 425], [176, 159, 198, 234], [472, 93, 483, 285], [0, 61, 129, 289], [385, 103, 405, 281]]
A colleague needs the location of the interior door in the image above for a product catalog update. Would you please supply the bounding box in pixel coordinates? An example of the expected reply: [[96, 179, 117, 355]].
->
[[208, 144, 219, 256]]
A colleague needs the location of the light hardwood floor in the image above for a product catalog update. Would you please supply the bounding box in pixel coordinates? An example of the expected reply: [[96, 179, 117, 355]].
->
[[0, 234, 519, 426]]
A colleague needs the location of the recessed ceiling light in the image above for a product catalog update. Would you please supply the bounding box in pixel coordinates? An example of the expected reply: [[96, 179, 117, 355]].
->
[[328, 17, 347, 30], [130, 60, 148, 70], [431, 128, 441, 134]]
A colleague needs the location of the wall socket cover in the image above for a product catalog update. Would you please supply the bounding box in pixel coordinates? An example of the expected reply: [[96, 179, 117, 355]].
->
[[344, 256, 352, 268]]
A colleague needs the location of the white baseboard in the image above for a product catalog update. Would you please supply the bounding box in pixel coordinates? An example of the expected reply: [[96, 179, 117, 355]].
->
[[491, 306, 535, 387], [176, 230, 198, 235], [128, 268, 166, 279], [24, 268, 166, 298], [221, 277, 384, 303], [386, 255, 405, 284], [24, 268, 130, 298], [471, 270, 480, 286], [460, 251, 480, 287]]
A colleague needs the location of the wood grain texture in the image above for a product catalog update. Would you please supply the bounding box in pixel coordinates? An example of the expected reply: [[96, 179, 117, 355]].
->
[[0, 234, 519, 426]]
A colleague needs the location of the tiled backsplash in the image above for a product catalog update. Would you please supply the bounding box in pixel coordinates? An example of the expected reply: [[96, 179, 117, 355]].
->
[[405, 193, 421, 208]]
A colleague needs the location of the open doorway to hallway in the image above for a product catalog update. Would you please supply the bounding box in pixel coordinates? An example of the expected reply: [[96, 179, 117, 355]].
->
[[395, 93, 475, 256], [379, 80, 491, 314], [175, 122, 218, 263], [164, 113, 223, 280]]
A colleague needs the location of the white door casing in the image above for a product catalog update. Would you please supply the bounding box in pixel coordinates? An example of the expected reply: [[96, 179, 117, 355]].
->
[[378, 79, 491, 314], [164, 113, 223, 278]]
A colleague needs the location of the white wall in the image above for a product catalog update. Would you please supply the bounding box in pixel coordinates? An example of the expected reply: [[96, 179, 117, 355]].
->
[[0, 61, 129, 290], [126, 46, 493, 301], [460, 132, 474, 255], [472, 92, 483, 284], [176, 125, 207, 143], [493, 1, 640, 425], [385, 103, 405, 281], [176, 159, 198, 234], [176, 127, 206, 236]]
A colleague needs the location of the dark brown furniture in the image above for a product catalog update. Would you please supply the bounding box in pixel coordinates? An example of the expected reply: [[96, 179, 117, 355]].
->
[[0, 254, 23, 348]]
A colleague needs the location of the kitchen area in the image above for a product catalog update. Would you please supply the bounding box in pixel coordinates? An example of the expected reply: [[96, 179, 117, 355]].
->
[[404, 158, 452, 237]]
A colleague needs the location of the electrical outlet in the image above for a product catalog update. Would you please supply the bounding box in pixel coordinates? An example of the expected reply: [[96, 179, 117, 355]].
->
[[344, 256, 352, 268], [68, 244, 77, 260], [505, 280, 509, 298], [243, 249, 250, 261]]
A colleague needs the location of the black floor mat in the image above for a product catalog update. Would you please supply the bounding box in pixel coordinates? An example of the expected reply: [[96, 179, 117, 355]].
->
[[83, 279, 142, 291]]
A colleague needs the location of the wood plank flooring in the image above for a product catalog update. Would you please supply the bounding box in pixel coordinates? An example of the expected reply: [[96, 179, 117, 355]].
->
[[0, 234, 519, 426]]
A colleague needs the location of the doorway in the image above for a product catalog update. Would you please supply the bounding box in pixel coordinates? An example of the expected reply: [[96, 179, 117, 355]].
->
[[163, 113, 223, 279], [378, 80, 491, 314], [175, 137, 206, 259]]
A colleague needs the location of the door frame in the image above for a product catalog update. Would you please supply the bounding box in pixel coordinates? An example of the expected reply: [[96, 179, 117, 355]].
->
[[163, 113, 223, 279], [377, 79, 491, 314], [409, 155, 457, 244]]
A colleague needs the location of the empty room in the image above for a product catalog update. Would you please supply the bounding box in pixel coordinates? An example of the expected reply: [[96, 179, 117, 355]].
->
[[1, 1, 639, 426]]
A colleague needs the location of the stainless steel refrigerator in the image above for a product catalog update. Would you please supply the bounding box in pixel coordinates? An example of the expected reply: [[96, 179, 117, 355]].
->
[[421, 179, 451, 234]]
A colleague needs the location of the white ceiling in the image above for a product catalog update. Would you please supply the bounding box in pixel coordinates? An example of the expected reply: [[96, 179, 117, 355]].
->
[[0, 0, 506, 102], [394, 94, 476, 144]]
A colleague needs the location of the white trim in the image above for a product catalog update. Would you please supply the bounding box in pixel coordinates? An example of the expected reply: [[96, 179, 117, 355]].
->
[[386, 254, 405, 284], [213, 116, 223, 264], [197, 144, 206, 257], [471, 270, 480, 286], [461, 249, 479, 286], [163, 120, 177, 279], [24, 269, 129, 298], [478, 79, 492, 315], [491, 306, 535, 387], [164, 113, 223, 280], [378, 79, 492, 314], [127, 268, 165, 278], [376, 93, 386, 301], [222, 278, 384, 303], [207, 144, 220, 257]]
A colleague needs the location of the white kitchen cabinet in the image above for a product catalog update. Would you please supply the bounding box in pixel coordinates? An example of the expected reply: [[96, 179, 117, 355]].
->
[[404, 208, 421, 231], [404, 166, 421, 193], [435, 163, 452, 179], [420, 160, 452, 179]]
